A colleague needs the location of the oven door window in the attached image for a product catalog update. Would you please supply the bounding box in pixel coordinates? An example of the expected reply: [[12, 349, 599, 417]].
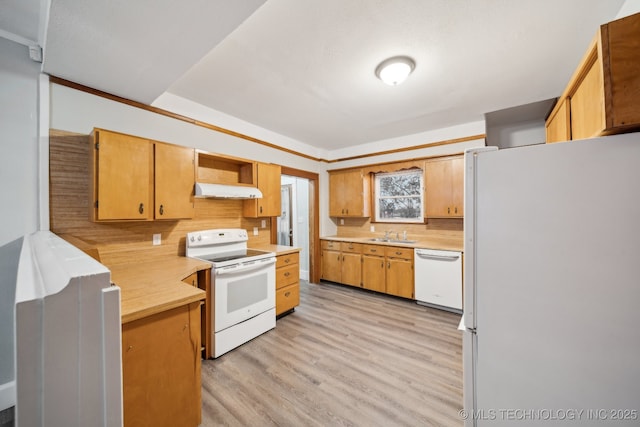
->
[[214, 260, 276, 332]]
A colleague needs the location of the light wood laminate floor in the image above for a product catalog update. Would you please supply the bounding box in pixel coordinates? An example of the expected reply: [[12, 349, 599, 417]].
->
[[201, 281, 463, 426]]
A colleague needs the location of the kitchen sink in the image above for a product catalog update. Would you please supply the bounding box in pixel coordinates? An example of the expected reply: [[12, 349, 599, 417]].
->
[[368, 238, 417, 244]]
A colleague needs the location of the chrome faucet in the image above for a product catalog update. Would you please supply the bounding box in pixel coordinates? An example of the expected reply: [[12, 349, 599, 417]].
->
[[402, 230, 407, 241], [384, 230, 391, 239]]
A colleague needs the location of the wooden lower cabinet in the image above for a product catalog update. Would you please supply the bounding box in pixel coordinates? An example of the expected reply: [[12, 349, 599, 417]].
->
[[362, 254, 386, 292], [276, 251, 300, 316], [323, 240, 415, 300], [321, 241, 362, 286], [122, 301, 202, 427], [385, 259, 414, 299]]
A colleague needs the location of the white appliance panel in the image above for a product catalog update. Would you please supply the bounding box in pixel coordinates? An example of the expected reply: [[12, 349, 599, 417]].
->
[[214, 258, 276, 332], [414, 248, 462, 311]]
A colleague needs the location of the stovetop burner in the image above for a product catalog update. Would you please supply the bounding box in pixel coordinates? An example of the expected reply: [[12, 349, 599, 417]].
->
[[185, 229, 275, 267]]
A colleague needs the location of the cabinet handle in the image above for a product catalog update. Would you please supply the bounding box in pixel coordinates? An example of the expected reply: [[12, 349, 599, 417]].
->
[[342, 208, 345, 214], [259, 206, 263, 214], [380, 261, 384, 268], [285, 291, 291, 297], [337, 255, 341, 261], [342, 255, 345, 261], [139, 203, 144, 214], [159, 204, 164, 215], [395, 251, 402, 255], [285, 258, 290, 263], [284, 272, 290, 277], [455, 207, 458, 214], [387, 262, 391, 269], [346, 209, 349, 214], [371, 249, 377, 253], [447, 207, 450, 214]]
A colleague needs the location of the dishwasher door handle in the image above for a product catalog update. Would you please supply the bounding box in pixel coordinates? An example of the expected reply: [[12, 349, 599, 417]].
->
[[415, 252, 460, 261]]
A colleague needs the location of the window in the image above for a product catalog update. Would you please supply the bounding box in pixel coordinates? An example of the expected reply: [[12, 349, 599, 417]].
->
[[374, 169, 423, 222]]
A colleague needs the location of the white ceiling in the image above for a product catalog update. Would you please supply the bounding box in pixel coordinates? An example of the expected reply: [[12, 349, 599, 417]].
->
[[1, 0, 629, 152]]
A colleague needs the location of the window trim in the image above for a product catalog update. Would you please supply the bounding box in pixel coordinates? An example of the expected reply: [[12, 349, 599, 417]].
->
[[373, 169, 424, 223]]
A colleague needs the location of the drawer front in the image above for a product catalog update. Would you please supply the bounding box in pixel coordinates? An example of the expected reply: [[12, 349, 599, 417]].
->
[[322, 240, 340, 250], [182, 272, 198, 287], [276, 283, 300, 315], [276, 263, 299, 289], [276, 252, 299, 269], [340, 242, 362, 253], [385, 246, 413, 260], [362, 244, 384, 256]]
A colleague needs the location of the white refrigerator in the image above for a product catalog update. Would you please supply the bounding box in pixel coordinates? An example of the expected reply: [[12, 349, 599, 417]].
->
[[463, 134, 640, 426]]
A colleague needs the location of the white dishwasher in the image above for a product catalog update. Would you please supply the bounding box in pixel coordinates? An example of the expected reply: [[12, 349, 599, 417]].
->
[[414, 248, 462, 313]]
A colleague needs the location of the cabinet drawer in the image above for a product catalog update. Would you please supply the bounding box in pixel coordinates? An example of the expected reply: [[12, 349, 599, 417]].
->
[[385, 246, 413, 260], [322, 240, 340, 250], [182, 272, 198, 287], [276, 283, 300, 315], [341, 242, 362, 253], [276, 252, 299, 268], [362, 244, 384, 256], [276, 264, 299, 289]]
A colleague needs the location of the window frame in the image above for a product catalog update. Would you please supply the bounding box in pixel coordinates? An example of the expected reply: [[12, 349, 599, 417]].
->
[[373, 169, 424, 223]]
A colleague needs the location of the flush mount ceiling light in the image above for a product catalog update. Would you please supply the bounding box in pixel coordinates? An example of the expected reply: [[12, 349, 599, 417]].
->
[[375, 56, 416, 86]]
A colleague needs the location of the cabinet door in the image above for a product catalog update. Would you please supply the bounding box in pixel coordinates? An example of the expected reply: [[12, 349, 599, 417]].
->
[[122, 302, 201, 427], [343, 170, 369, 217], [424, 159, 452, 218], [362, 255, 385, 293], [425, 157, 463, 218], [570, 59, 605, 140], [341, 252, 362, 287], [244, 163, 281, 217], [155, 143, 195, 219], [386, 258, 414, 299], [545, 98, 571, 143], [93, 130, 153, 220], [321, 249, 342, 282], [450, 157, 464, 217], [329, 173, 345, 217]]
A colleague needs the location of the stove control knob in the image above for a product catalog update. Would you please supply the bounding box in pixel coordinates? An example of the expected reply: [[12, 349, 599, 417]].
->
[[190, 236, 195, 242], [197, 235, 202, 241]]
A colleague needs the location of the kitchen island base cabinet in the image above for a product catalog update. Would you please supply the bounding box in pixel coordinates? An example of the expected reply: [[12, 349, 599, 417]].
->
[[122, 301, 201, 427]]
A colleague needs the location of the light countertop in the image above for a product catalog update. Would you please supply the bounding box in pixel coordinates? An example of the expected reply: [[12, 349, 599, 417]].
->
[[109, 256, 208, 324]]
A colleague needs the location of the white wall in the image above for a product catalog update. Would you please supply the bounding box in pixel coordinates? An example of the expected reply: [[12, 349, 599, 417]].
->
[[616, 0, 640, 17], [0, 37, 42, 413]]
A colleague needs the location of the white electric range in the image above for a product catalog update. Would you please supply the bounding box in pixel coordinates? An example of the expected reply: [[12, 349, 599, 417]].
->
[[186, 228, 276, 358]]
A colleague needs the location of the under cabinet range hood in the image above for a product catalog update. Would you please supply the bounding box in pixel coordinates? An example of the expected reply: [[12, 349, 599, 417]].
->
[[195, 182, 263, 199]]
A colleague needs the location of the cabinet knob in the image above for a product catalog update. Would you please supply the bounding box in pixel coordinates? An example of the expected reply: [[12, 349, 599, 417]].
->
[[455, 207, 458, 214], [260, 206, 263, 214], [285, 258, 290, 263], [284, 272, 290, 277], [387, 262, 391, 269], [139, 203, 144, 214], [159, 204, 164, 215], [285, 291, 291, 297], [396, 251, 402, 255], [447, 207, 450, 214]]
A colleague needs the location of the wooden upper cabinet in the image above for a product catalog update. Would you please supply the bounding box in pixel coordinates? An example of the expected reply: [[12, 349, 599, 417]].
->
[[91, 128, 194, 221], [329, 169, 370, 217], [424, 156, 464, 219], [244, 162, 281, 217], [545, 12, 640, 143], [155, 142, 195, 220], [91, 129, 153, 221]]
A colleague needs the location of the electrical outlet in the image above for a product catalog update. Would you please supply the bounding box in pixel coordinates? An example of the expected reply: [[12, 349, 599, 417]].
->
[[370, 225, 375, 232], [253, 227, 259, 236], [340, 219, 344, 225], [261, 219, 266, 228], [152, 234, 161, 246]]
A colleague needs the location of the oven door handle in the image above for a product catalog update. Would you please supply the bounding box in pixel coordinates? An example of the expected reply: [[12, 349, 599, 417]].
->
[[215, 257, 276, 276]]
